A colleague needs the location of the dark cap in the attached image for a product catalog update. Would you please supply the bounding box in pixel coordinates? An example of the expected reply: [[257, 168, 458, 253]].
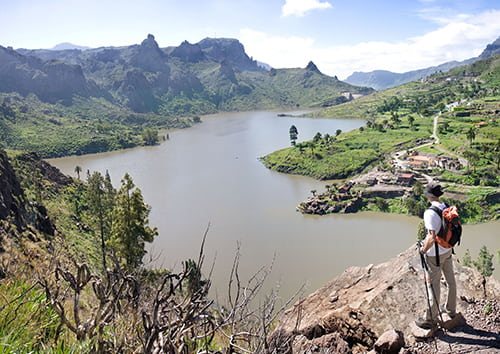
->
[[424, 182, 444, 197]]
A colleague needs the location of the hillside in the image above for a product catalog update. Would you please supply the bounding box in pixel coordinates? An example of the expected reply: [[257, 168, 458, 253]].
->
[[262, 53, 500, 222], [344, 36, 500, 90], [0, 34, 373, 157]]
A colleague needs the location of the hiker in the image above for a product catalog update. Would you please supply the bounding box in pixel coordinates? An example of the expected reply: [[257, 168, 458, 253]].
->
[[415, 182, 457, 329]]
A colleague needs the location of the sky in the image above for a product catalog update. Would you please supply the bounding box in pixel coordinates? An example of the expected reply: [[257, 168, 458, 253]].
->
[[1, 0, 500, 79]]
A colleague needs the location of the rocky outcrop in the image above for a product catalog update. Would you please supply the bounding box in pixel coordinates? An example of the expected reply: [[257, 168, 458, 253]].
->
[[14, 152, 72, 189], [0, 150, 27, 229], [198, 38, 261, 72], [129, 34, 170, 74], [268, 246, 500, 353], [0, 151, 70, 239], [479, 36, 500, 59], [306, 61, 321, 74], [170, 40, 205, 63]]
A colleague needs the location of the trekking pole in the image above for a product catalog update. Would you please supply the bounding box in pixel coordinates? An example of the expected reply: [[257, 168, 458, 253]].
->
[[417, 241, 434, 324], [417, 242, 454, 353], [417, 241, 446, 327]]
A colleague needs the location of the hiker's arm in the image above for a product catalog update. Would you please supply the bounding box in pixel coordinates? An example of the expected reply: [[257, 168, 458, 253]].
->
[[421, 230, 436, 253]]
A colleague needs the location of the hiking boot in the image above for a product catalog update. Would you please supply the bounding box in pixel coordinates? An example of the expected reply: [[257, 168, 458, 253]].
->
[[415, 317, 436, 329], [440, 307, 457, 319], [442, 311, 456, 319]]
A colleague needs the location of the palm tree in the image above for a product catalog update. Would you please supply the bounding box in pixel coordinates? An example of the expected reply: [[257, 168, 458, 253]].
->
[[74, 165, 82, 180], [466, 126, 477, 145]]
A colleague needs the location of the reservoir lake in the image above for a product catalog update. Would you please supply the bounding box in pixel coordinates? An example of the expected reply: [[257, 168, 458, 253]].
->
[[49, 111, 500, 299]]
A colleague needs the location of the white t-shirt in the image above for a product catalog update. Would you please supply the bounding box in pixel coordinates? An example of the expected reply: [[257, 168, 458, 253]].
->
[[423, 201, 452, 257]]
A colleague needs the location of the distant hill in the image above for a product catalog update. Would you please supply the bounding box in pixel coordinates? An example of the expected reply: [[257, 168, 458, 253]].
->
[[345, 36, 500, 90], [51, 42, 91, 51], [0, 45, 97, 104]]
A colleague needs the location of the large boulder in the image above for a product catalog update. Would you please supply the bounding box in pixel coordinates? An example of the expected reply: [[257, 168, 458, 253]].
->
[[268, 246, 500, 353]]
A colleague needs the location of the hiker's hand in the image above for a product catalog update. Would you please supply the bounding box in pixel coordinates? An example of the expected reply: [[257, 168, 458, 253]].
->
[[418, 246, 425, 255]]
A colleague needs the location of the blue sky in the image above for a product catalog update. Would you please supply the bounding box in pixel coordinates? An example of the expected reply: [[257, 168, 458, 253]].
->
[[1, 0, 500, 79]]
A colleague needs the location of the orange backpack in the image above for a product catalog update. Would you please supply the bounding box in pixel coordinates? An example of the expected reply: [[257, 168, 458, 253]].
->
[[430, 205, 462, 248]]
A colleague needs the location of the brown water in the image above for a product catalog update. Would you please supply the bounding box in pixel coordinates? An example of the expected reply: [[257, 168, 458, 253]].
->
[[49, 111, 500, 299]]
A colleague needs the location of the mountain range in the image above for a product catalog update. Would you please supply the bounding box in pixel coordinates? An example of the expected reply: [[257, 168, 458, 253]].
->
[[2, 34, 372, 113], [345, 36, 500, 90]]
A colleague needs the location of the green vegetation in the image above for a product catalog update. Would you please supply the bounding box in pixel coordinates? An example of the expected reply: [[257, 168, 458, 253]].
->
[[462, 246, 496, 277], [474, 245, 495, 277], [264, 54, 500, 222], [0, 93, 193, 158], [262, 116, 429, 180], [109, 173, 158, 269]]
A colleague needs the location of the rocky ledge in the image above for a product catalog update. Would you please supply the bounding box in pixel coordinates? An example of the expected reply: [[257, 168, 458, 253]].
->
[[268, 246, 500, 353]]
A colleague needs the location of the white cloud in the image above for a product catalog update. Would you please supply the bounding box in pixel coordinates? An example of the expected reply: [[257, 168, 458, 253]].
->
[[241, 9, 500, 80], [282, 0, 332, 17]]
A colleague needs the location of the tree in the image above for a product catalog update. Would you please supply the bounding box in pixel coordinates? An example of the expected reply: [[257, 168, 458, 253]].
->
[[335, 129, 342, 137], [408, 115, 415, 128], [142, 129, 159, 146], [473, 246, 494, 277], [461, 249, 473, 267], [109, 173, 158, 269], [313, 132, 322, 144], [466, 126, 477, 145], [74, 165, 82, 180], [463, 149, 480, 173], [87, 171, 115, 271], [390, 111, 400, 126], [289, 125, 298, 146], [416, 221, 426, 241], [306, 141, 316, 156]]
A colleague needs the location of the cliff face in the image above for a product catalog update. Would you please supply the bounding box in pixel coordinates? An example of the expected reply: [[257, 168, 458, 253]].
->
[[269, 246, 500, 353], [0, 150, 27, 230], [0, 151, 72, 241]]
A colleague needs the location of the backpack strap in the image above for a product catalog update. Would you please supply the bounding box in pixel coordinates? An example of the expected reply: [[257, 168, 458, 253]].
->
[[428, 206, 443, 266]]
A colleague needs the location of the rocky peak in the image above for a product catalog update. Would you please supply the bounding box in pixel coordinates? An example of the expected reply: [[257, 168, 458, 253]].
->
[[141, 34, 160, 50], [479, 36, 500, 59], [130, 34, 169, 73], [306, 60, 321, 73], [170, 40, 205, 63], [269, 246, 500, 353], [197, 38, 260, 72]]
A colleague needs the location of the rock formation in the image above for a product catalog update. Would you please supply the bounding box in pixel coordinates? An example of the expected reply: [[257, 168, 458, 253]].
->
[[0, 151, 71, 239], [269, 246, 500, 353], [0, 149, 27, 229], [170, 40, 206, 63], [0, 45, 94, 104]]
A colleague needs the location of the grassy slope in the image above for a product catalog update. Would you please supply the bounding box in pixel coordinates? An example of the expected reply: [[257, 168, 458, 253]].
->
[[0, 93, 194, 157]]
